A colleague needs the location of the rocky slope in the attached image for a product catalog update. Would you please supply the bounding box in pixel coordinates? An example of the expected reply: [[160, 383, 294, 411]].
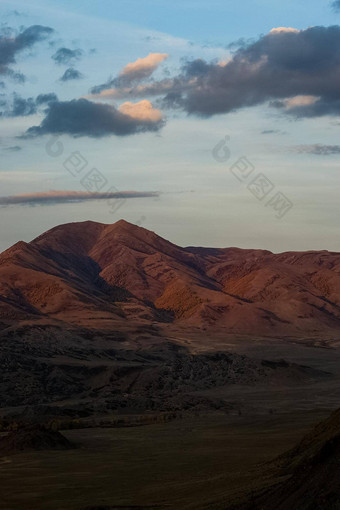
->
[[233, 408, 340, 510], [0, 325, 331, 419]]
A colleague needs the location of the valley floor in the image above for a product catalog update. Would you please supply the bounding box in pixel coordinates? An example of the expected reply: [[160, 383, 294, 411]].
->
[[0, 410, 330, 510], [0, 327, 339, 509]]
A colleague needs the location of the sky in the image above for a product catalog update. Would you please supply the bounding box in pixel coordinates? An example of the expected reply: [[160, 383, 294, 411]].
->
[[0, 0, 340, 253]]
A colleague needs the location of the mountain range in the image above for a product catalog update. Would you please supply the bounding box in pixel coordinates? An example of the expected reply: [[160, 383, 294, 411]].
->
[[1, 219, 340, 337]]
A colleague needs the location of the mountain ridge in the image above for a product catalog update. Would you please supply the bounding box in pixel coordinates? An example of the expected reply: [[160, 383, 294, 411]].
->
[[1, 219, 340, 337]]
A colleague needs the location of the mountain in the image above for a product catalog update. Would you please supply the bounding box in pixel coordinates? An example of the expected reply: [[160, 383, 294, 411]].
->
[[0, 219, 340, 337], [234, 408, 340, 510]]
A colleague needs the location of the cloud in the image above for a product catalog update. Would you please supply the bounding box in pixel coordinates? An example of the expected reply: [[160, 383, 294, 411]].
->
[[269, 27, 300, 34], [292, 144, 340, 155], [90, 78, 184, 101], [269, 95, 340, 118], [331, 1, 340, 12], [59, 68, 84, 82], [90, 26, 340, 120], [119, 53, 168, 83], [51, 47, 83, 65], [282, 95, 319, 110], [271, 97, 340, 118], [227, 37, 255, 50], [0, 190, 159, 206], [2, 93, 37, 116], [5, 9, 22, 17], [261, 129, 283, 135], [1, 92, 58, 117], [25, 98, 165, 138], [88, 78, 192, 106], [91, 52, 168, 93], [3, 145, 22, 152], [0, 25, 53, 79], [35, 93, 58, 105], [13, 94, 38, 116], [175, 26, 340, 116], [118, 100, 163, 122]]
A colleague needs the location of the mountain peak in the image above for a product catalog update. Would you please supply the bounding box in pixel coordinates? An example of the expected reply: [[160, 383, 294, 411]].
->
[[105, 219, 147, 234]]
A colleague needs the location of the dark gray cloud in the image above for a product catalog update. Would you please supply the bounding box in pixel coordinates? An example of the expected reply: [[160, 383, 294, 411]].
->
[[0, 92, 58, 117], [35, 93, 58, 105], [25, 98, 165, 138], [92, 26, 340, 120], [0, 94, 6, 108], [52, 47, 82, 65], [10, 94, 37, 116], [0, 190, 159, 206], [332, 1, 340, 12], [0, 25, 53, 79], [59, 68, 83, 82], [0, 94, 36, 117], [176, 26, 340, 116], [292, 144, 340, 155]]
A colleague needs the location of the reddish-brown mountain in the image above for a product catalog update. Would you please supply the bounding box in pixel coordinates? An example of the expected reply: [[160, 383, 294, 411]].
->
[[0, 219, 340, 337]]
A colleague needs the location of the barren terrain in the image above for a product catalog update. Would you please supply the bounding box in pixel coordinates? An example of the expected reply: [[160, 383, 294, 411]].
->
[[0, 220, 339, 509]]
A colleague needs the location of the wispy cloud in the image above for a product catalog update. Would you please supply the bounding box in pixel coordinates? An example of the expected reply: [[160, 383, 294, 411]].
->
[[59, 68, 84, 82], [0, 190, 159, 206], [291, 144, 340, 155], [261, 129, 285, 135], [0, 25, 53, 81], [3, 145, 22, 152], [331, 1, 340, 12], [1, 92, 58, 117], [51, 47, 83, 65], [91, 52, 169, 94]]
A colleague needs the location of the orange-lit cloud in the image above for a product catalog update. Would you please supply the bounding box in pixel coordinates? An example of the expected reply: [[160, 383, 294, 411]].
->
[[89, 79, 174, 101], [269, 27, 300, 34], [119, 99, 163, 122], [119, 52, 169, 83], [283, 95, 320, 109]]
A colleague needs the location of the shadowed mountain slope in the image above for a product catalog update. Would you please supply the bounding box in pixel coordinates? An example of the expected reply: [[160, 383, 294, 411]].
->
[[232, 408, 340, 510]]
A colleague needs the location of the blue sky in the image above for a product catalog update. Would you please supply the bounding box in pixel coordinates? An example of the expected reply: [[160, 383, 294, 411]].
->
[[0, 0, 340, 252]]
